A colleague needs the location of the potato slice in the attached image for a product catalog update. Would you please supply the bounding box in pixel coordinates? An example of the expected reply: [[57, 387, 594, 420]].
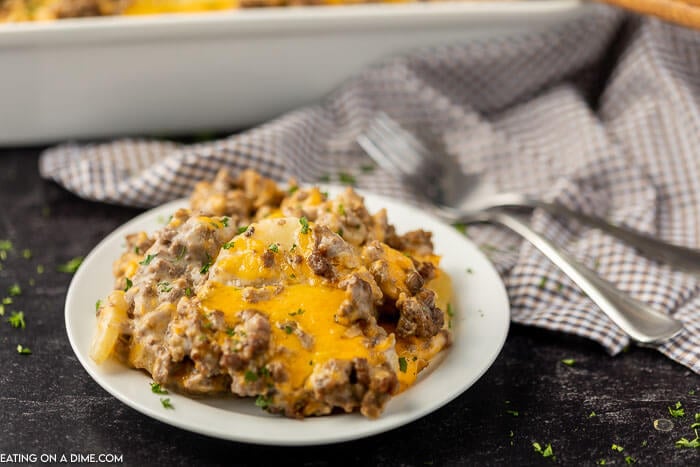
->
[[90, 291, 128, 364]]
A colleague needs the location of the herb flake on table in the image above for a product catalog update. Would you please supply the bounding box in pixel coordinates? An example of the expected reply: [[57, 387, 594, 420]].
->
[[625, 456, 637, 464], [506, 410, 519, 417], [589, 411, 596, 418], [7, 311, 25, 329], [57, 256, 83, 273], [561, 358, 575, 366], [532, 442, 554, 459], [669, 401, 685, 418], [611, 444, 624, 452], [16, 344, 31, 355], [21, 249, 32, 259], [338, 172, 356, 186], [0, 240, 12, 251], [675, 429, 700, 448], [36, 264, 44, 274], [8, 284, 21, 296]]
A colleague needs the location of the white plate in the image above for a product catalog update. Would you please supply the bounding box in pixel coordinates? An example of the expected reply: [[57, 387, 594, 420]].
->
[[0, 1, 592, 145], [65, 189, 510, 445]]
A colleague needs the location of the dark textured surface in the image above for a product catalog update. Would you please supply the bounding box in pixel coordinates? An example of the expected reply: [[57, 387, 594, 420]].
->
[[0, 148, 699, 466]]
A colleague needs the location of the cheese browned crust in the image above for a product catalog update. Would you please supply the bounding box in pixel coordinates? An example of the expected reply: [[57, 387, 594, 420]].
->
[[91, 169, 452, 419]]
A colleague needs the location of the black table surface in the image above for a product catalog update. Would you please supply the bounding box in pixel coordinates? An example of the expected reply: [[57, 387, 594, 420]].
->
[[1, 147, 699, 466]]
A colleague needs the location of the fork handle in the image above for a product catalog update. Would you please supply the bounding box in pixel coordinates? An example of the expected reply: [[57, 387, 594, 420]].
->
[[473, 210, 683, 344], [538, 201, 700, 278]]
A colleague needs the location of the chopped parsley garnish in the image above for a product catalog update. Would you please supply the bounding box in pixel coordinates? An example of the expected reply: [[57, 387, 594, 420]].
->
[[157, 282, 173, 293], [336, 228, 344, 238], [538, 276, 548, 289], [160, 398, 174, 409], [669, 401, 685, 418], [284, 325, 294, 335], [124, 278, 133, 292], [8, 284, 21, 296], [398, 357, 408, 373], [675, 430, 700, 448], [447, 303, 454, 317], [176, 246, 187, 260], [453, 223, 467, 235], [561, 358, 575, 366], [259, 366, 271, 378], [318, 174, 330, 183], [506, 410, 519, 416], [221, 217, 230, 227], [289, 308, 305, 317], [36, 265, 44, 274], [268, 243, 279, 253], [222, 241, 235, 250], [290, 243, 297, 252], [288, 185, 299, 194], [95, 300, 102, 312], [338, 172, 356, 185], [244, 370, 258, 382], [200, 253, 212, 274], [16, 344, 31, 355], [237, 225, 248, 235], [21, 249, 32, 259], [466, 268, 473, 274], [255, 395, 270, 409], [134, 246, 140, 254], [360, 164, 376, 173], [184, 287, 193, 297], [139, 254, 157, 266], [299, 217, 310, 234], [338, 203, 345, 215], [8, 311, 25, 329], [209, 221, 220, 229], [150, 382, 168, 394], [226, 328, 236, 336], [532, 442, 554, 459], [57, 256, 84, 273], [611, 444, 624, 452]]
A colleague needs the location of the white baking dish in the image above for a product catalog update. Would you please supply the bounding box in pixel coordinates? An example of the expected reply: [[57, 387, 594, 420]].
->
[[0, 1, 590, 145]]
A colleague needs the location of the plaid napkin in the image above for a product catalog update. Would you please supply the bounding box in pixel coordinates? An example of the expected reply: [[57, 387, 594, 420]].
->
[[40, 5, 700, 373]]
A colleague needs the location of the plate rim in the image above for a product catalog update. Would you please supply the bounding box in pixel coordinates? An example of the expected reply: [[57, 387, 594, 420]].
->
[[65, 190, 510, 446]]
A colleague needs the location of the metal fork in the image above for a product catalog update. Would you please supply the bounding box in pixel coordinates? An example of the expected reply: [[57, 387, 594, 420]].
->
[[357, 113, 685, 343]]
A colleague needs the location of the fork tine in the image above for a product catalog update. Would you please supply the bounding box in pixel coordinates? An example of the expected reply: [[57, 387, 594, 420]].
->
[[356, 133, 402, 175], [372, 114, 424, 168], [363, 124, 422, 179], [374, 113, 433, 164]]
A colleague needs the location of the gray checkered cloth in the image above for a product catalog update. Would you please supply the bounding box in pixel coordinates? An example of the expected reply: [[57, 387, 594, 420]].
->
[[40, 5, 700, 373]]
